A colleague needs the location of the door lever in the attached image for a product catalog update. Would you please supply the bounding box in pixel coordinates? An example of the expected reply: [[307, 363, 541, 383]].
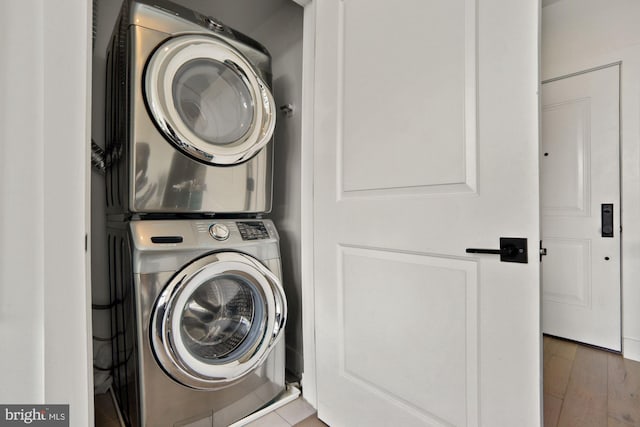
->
[[466, 237, 528, 263]]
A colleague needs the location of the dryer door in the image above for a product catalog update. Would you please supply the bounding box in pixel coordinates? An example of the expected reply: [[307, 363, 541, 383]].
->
[[145, 35, 276, 165], [150, 251, 286, 390]]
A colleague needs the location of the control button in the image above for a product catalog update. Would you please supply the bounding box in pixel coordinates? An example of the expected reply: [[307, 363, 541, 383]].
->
[[209, 223, 230, 241]]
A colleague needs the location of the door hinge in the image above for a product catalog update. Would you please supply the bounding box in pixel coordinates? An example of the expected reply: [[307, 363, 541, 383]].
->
[[539, 240, 547, 261]]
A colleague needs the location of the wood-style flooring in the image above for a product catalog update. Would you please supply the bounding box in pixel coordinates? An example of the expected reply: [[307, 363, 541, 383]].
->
[[544, 335, 640, 427]]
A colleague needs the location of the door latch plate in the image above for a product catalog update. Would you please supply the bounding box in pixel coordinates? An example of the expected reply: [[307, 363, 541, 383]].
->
[[499, 237, 528, 263]]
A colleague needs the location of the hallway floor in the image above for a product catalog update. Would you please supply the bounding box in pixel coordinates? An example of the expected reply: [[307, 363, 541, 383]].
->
[[544, 335, 640, 427]]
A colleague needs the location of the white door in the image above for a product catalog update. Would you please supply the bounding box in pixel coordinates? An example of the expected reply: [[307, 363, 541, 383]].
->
[[541, 65, 621, 351], [312, 0, 540, 426]]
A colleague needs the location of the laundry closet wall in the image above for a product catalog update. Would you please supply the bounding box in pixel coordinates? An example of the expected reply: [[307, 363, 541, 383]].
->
[[90, 0, 305, 384]]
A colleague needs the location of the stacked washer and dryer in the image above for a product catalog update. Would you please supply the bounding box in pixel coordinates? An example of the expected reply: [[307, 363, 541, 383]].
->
[[105, 1, 287, 426]]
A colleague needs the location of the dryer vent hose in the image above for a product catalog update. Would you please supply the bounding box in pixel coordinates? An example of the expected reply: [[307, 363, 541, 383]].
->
[[91, 140, 106, 175]]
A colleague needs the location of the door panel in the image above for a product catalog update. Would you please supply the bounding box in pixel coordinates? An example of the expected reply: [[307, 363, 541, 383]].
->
[[339, 247, 477, 427], [541, 98, 590, 214], [338, 0, 477, 198], [313, 0, 540, 425], [541, 65, 621, 351], [542, 238, 591, 307], [340, 0, 469, 192]]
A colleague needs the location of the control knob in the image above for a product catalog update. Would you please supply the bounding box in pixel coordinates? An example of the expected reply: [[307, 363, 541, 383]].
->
[[209, 223, 230, 241]]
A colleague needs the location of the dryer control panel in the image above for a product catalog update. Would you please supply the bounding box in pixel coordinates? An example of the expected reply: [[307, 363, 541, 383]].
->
[[236, 221, 270, 240]]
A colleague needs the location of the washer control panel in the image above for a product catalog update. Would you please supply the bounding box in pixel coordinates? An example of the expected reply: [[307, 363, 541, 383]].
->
[[209, 223, 230, 241], [236, 221, 270, 240]]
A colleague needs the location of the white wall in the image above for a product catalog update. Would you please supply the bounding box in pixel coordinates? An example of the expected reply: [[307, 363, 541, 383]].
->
[[0, 0, 93, 425], [0, 0, 46, 402], [252, 3, 305, 379], [542, 0, 640, 361]]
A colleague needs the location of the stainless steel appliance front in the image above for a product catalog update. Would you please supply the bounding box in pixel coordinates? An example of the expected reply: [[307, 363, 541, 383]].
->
[[108, 218, 286, 427], [106, 0, 275, 215]]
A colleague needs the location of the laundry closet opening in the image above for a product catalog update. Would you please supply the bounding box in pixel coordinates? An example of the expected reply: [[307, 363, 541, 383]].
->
[[90, 0, 306, 416]]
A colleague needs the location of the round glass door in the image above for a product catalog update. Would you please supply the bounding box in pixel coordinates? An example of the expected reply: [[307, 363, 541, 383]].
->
[[172, 58, 255, 145], [145, 35, 276, 165], [151, 252, 286, 390], [180, 273, 265, 363]]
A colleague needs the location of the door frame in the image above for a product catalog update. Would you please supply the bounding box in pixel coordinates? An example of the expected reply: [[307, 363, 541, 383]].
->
[[292, 0, 319, 409], [540, 61, 623, 351]]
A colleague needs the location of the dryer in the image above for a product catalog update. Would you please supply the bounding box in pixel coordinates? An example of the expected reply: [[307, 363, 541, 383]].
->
[[107, 219, 287, 427], [106, 0, 276, 216]]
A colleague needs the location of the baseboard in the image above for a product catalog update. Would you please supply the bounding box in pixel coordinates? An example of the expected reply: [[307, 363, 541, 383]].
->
[[623, 337, 640, 362]]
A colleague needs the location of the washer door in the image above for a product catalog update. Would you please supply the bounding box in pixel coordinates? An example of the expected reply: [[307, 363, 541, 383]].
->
[[145, 35, 276, 165], [151, 252, 286, 390]]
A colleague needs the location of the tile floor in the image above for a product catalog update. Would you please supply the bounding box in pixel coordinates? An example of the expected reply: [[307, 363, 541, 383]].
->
[[244, 398, 325, 427], [94, 392, 326, 427]]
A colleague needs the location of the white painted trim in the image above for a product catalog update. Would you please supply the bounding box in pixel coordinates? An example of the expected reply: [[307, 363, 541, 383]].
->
[[84, 0, 95, 421], [42, 0, 93, 425], [623, 337, 640, 362], [299, 0, 318, 410], [84, 0, 96, 420], [541, 61, 622, 84]]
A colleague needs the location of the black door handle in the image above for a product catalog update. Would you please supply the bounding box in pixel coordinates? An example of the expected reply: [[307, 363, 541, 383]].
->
[[466, 237, 528, 263], [466, 248, 501, 255]]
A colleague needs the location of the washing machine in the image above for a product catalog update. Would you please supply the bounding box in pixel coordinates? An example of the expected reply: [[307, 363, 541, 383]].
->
[[107, 219, 287, 427], [106, 0, 277, 216]]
